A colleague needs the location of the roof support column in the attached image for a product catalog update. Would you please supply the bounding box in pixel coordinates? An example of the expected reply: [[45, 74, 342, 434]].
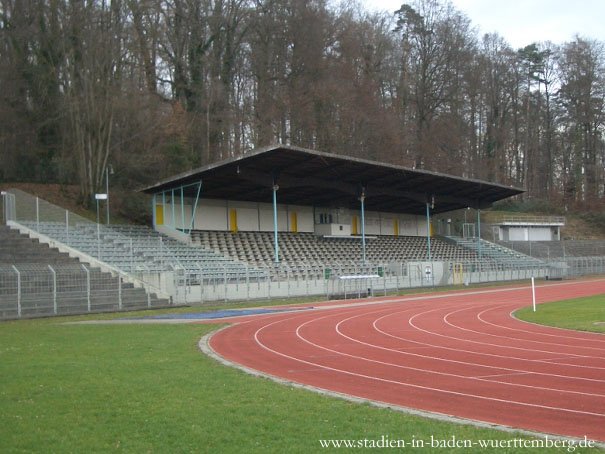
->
[[272, 181, 279, 265], [152, 194, 157, 228], [477, 208, 482, 261], [360, 192, 366, 264], [181, 186, 185, 232], [426, 201, 432, 262], [188, 181, 202, 234], [171, 188, 176, 229], [162, 192, 166, 228]]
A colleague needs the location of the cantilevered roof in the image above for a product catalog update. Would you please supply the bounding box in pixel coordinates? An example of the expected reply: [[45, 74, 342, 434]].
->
[[140, 145, 523, 215]]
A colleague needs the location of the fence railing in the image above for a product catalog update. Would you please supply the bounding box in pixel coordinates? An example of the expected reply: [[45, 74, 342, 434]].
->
[[1, 256, 601, 319], [498, 240, 605, 260], [490, 215, 566, 224], [3, 189, 175, 300], [170, 259, 552, 304], [0, 263, 167, 319], [2, 189, 604, 315]]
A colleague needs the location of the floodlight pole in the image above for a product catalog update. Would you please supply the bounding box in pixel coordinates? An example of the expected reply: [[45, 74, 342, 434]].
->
[[105, 165, 111, 224], [96, 198, 100, 259]]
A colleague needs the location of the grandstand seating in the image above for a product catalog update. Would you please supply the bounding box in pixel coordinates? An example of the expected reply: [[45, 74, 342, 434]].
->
[[445, 236, 544, 268], [0, 225, 169, 317], [11, 217, 546, 285], [17, 222, 265, 280], [191, 231, 481, 273]]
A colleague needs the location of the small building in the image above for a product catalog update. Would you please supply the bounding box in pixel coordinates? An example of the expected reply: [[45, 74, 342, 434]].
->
[[492, 215, 565, 242]]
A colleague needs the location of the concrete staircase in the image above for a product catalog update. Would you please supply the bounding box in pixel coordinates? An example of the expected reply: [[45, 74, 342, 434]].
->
[[0, 225, 170, 318], [0, 225, 74, 264]]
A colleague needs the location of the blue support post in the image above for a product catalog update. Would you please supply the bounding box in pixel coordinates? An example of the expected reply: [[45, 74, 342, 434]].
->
[[181, 186, 185, 231], [272, 182, 279, 264], [162, 191, 166, 224], [360, 194, 366, 264], [152, 194, 157, 227], [171, 188, 175, 229], [477, 208, 482, 261], [188, 181, 202, 234], [426, 202, 432, 262]]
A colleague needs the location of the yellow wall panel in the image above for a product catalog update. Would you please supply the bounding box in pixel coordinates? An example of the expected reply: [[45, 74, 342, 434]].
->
[[230, 209, 238, 233], [155, 205, 164, 226]]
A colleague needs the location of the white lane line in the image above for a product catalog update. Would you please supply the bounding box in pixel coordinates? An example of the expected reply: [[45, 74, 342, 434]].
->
[[408, 306, 605, 368], [250, 312, 605, 418], [442, 305, 605, 354], [376, 305, 605, 372], [325, 307, 605, 393], [477, 305, 605, 344]]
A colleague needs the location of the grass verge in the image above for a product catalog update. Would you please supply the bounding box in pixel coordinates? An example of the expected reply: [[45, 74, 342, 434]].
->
[[1, 305, 603, 452], [515, 294, 605, 334]]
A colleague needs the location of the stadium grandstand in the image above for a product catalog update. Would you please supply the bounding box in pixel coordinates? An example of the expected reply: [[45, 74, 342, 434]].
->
[[0, 222, 169, 319], [5, 144, 602, 318]]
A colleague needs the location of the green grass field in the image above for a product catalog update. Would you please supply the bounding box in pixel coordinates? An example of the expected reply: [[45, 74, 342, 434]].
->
[[515, 294, 605, 334], [1, 294, 604, 453]]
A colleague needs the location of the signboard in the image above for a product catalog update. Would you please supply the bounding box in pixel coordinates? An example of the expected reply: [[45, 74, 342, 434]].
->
[[425, 265, 432, 281]]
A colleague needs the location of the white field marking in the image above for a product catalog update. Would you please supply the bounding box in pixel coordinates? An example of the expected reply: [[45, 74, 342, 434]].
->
[[410, 306, 596, 360], [442, 305, 605, 354], [327, 305, 605, 392], [251, 312, 605, 418], [374, 306, 605, 373], [538, 357, 605, 368], [476, 305, 605, 344], [473, 372, 534, 379]]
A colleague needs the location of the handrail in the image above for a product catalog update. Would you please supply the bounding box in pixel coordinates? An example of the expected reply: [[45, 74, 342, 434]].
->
[[491, 215, 566, 224]]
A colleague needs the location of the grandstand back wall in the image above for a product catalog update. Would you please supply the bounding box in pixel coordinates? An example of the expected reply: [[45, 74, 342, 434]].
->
[[155, 198, 428, 236]]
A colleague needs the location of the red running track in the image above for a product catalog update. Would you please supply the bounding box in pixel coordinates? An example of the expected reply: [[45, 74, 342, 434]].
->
[[208, 279, 605, 441]]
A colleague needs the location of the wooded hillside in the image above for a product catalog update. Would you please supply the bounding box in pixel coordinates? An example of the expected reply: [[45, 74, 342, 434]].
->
[[1, 0, 603, 211]]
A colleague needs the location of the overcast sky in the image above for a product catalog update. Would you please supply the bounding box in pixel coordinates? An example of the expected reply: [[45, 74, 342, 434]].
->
[[363, 0, 605, 49]]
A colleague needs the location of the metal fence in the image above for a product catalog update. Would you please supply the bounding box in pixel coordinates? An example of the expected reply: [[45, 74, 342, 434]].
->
[[499, 239, 605, 260], [0, 263, 163, 319], [546, 256, 605, 280], [1, 189, 604, 316], [1, 257, 602, 318], [181, 260, 553, 303]]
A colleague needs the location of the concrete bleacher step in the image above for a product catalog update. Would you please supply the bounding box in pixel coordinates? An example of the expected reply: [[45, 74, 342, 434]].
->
[[0, 225, 170, 315]]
